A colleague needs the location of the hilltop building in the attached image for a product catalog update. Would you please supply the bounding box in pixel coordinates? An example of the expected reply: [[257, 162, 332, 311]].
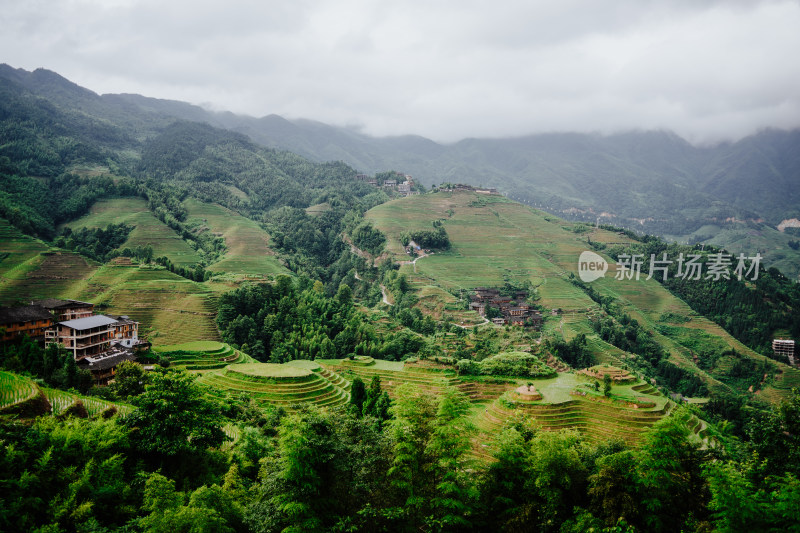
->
[[354, 172, 419, 196], [0, 299, 96, 342], [46, 315, 118, 360], [109, 315, 141, 348], [773, 339, 795, 365], [1, 298, 148, 385]]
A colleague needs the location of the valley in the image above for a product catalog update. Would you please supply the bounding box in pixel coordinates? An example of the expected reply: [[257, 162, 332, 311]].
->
[[0, 63, 798, 532]]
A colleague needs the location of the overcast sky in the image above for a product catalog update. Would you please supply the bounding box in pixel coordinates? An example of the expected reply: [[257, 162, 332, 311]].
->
[[2, 0, 800, 143]]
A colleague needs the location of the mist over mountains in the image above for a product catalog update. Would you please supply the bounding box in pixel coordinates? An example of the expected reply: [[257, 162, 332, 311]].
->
[[2, 63, 799, 277]]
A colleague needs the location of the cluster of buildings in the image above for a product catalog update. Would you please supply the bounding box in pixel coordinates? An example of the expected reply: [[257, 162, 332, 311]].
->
[[438, 184, 499, 194], [355, 172, 420, 197], [0, 299, 149, 385], [469, 288, 543, 328]]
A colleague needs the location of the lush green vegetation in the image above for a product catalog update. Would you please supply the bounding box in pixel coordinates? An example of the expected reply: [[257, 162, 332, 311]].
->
[[457, 351, 556, 378], [217, 276, 431, 363], [0, 336, 93, 393], [55, 222, 133, 263], [1, 65, 799, 532], [1, 361, 799, 532], [600, 239, 800, 358]]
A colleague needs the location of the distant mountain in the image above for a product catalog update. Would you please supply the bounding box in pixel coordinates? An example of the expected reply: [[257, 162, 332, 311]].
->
[[1, 64, 798, 277]]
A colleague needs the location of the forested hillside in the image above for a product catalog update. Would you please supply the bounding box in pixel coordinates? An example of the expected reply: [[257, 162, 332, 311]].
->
[[3, 63, 798, 277], [1, 63, 800, 532]]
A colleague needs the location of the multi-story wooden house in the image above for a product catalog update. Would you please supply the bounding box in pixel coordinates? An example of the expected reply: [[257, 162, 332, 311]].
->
[[46, 315, 118, 361], [0, 305, 54, 341], [31, 299, 94, 321]]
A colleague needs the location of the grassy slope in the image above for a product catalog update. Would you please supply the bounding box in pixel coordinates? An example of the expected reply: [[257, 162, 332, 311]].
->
[[2, 195, 291, 345], [0, 218, 220, 345], [0, 219, 98, 304], [184, 199, 289, 277], [367, 191, 799, 401], [63, 197, 203, 267]]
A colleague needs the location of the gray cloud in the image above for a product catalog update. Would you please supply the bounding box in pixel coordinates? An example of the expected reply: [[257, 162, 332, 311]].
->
[[2, 0, 798, 143]]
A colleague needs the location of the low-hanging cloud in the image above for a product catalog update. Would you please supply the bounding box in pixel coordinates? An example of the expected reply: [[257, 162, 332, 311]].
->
[[1, 0, 798, 143]]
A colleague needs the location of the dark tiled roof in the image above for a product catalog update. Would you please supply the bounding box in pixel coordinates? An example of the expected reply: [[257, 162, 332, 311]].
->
[[30, 298, 94, 310], [110, 315, 138, 325], [77, 347, 137, 371], [0, 305, 53, 325]]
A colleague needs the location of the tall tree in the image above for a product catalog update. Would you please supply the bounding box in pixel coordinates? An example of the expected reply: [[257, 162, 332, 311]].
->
[[124, 368, 226, 460]]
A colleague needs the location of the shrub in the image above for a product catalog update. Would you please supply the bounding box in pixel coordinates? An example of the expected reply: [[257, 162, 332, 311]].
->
[[457, 352, 556, 378]]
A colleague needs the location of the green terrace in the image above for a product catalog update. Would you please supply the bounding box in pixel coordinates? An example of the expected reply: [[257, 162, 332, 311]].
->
[[154, 341, 257, 370], [196, 361, 351, 409], [43, 387, 132, 417], [0, 371, 130, 418]]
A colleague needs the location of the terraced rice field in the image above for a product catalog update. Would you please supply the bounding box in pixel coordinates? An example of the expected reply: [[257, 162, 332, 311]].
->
[[0, 220, 51, 289], [196, 361, 351, 408], [64, 197, 203, 267], [319, 358, 461, 396], [43, 388, 132, 417], [469, 372, 715, 461], [366, 192, 599, 310], [0, 371, 38, 410], [0, 248, 97, 305], [184, 199, 289, 277], [474, 396, 676, 451], [154, 341, 256, 370], [368, 192, 799, 403], [79, 263, 221, 345]]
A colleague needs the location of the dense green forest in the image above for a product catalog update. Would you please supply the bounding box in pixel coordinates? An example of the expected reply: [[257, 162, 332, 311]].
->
[[2, 64, 800, 532], [1, 353, 799, 532], [216, 276, 435, 363]]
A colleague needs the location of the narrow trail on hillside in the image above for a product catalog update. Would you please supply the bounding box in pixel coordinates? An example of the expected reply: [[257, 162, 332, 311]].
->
[[381, 285, 392, 305]]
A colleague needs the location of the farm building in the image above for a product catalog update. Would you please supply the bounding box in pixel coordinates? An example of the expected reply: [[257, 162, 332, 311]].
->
[[773, 339, 795, 365], [46, 314, 145, 361], [109, 315, 144, 349], [470, 288, 543, 328]]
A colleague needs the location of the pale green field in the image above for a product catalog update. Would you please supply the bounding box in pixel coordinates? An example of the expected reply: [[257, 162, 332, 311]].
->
[[367, 192, 798, 402], [64, 197, 203, 267], [184, 199, 289, 276], [228, 363, 312, 378], [318, 358, 406, 372], [153, 340, 226, 353]]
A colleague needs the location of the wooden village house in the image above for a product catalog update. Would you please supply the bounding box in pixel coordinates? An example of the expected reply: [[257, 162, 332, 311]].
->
[[1, 299, 148, 385]]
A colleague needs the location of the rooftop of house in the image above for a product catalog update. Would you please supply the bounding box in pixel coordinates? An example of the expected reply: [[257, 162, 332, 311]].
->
[[0, 305, 53, 325], [58, 315, 118, 330], [30, 298, 94, 310], [109, 315, 138, 325], [77, 345, 136, 371]]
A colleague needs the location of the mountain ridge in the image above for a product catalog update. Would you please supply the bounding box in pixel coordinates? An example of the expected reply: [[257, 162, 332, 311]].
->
[[1, 63, 798, 279]]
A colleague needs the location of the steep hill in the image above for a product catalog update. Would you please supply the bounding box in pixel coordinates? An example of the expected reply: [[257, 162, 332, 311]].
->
[[1, 64, 797, 278], [366, 191, 800, 401]]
